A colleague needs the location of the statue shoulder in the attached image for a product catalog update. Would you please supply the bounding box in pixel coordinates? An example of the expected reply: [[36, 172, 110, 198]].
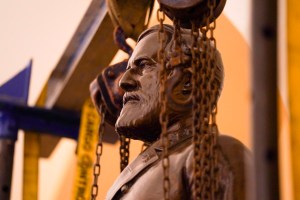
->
[[218, 135, 254, 200]]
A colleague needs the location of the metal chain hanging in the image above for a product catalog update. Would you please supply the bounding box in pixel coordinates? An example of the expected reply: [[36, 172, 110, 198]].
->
[[157, 0, 222, 199], [90, 104, 106, 200], [190, 20, 205, 199], [157, 7, 171, 200], [191, 0, 221, 199], [207, 0, 221, 195], [170, 18, 184, 68], [120, 136, 130, 171]]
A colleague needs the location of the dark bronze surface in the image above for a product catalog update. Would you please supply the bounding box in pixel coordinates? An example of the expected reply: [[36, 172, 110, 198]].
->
[[116, 31, 162, 142]]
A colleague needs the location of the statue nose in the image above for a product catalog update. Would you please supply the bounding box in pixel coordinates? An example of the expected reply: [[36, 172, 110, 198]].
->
[[119, 70, 138, 92]]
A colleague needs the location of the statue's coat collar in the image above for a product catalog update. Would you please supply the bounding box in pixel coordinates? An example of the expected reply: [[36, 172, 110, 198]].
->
[[106, 143, 159, 200], [106, 129, 192, 200]]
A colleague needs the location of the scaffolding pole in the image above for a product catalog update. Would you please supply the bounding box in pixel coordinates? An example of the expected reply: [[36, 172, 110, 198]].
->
[[252, 1, 279, 200], [0, 112, 18, 200]]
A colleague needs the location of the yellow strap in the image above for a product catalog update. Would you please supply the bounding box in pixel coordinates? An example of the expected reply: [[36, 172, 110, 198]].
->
[[288, 0, 300, 199], [72, 99, 100, 200], [23, 84, 48, 200], [23, 132, 40, 200]]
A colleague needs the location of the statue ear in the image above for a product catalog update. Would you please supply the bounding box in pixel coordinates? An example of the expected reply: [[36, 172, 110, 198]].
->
[[181, 69, 192, 95], [166, 67, 192, 112]]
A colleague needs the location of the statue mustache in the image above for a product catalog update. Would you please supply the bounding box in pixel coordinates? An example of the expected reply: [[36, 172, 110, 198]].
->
[[123, 92, 141, 105]]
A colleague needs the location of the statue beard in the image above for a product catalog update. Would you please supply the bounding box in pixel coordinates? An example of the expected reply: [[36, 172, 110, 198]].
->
[[115, 95, 161, 143]]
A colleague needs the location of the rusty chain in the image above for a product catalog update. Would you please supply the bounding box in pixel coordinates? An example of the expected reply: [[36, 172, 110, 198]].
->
[[191, 20, 203, 199], [189, 0, 221, 199], [157, 6, 170, 200], [120, 135, 130, 172], [207, 0, 221, 197], [90, 104, 106, 200], [157, 1, 221, 199], [169, 18, 184, 68]]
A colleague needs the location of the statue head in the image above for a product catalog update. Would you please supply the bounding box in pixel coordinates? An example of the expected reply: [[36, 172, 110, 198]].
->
[[115, 24, 224, 143]]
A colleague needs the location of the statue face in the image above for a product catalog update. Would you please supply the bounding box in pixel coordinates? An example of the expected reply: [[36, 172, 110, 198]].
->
[[115, 32, 161, 142]]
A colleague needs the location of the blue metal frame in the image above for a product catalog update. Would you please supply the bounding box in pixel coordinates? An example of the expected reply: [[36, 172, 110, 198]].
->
[[0, 112, 18, 140], [0, 61, 32, 200], [0, 61, 80, 140], [0, 100, 80, 140]]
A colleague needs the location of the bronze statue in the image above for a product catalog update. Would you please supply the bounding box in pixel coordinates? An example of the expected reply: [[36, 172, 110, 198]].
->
[[89, 24, 251, 199]]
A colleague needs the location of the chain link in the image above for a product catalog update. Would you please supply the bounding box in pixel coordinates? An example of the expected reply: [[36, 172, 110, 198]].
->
[[207, 0, 221, 197], [191, 21, 202, 199], [157, 6, 170, 200], [120, 136, 130, 172], [90, 104, 106, 200], [157, 1, 220, 199], [169, 19, 184, 68], [190, 0, 221, 199]]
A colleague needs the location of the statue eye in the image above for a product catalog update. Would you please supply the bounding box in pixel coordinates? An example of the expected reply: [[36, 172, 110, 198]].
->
[[133, 58, 157, 75], [139, 59, 155, 68], [139, 60, 149, 67]]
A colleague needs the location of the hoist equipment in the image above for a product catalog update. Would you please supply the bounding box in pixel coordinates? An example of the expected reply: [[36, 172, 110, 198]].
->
[[107, 0, 155, 40], [89, 0, 227, 199], [156, 0, 226, 199]]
